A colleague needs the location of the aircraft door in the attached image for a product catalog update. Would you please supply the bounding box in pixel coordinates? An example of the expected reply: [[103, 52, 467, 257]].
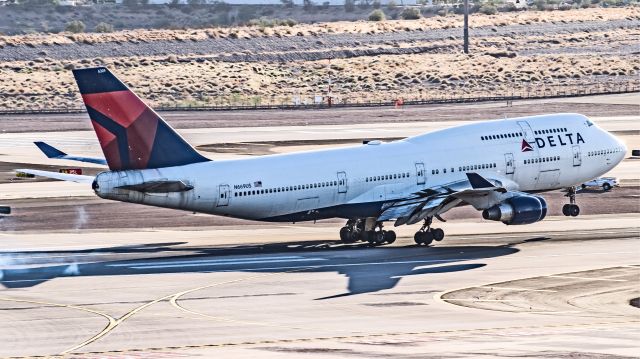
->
[[415, 162, 426, 185], [572, 145, 582, 166], [517, 121, 535, 142], [505, 153, 515, 175], [217, 184, 230, 206], [337, 172, 347, 193]]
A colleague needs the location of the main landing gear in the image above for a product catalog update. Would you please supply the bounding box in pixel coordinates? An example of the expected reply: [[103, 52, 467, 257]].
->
[[414, 217, 445, 246], [562, 187, 580, 217], [339, 218, 396, 246]]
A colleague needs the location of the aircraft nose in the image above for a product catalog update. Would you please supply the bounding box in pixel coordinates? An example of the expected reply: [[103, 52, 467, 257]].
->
[[614, 134, 628, 155]]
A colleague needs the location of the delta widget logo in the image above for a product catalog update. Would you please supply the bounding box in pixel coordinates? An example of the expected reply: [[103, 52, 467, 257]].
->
[[521, 139, 534, 152]]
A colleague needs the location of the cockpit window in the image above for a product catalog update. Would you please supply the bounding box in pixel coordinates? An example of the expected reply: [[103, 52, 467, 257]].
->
[[586, 119, 594, 127]]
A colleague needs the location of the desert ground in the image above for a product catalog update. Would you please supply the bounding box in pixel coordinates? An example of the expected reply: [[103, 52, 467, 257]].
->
[[0, 7, 638, 110]]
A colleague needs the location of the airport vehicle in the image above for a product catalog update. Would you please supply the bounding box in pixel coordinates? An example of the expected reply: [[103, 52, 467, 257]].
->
[[580, 177, 619, 191], [20, 67, 628, 246]]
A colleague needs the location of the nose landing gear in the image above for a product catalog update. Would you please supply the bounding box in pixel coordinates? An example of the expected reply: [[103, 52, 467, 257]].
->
[[414, 217, 445, 246], [562, 187, 580, 217]]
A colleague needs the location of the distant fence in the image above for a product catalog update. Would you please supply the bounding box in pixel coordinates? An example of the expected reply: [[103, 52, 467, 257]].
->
[[1, 81, 638, 115]]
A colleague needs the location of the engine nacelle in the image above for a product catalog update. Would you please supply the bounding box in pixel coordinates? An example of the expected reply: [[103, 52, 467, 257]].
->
[[482, 195, 547, 225]]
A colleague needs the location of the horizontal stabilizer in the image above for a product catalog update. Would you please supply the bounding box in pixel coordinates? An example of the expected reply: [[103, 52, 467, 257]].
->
[[34, 141, 66, 158], [15, 169, 95, 184], [117, 180, 193, 193], [34, 141, 107, 165]]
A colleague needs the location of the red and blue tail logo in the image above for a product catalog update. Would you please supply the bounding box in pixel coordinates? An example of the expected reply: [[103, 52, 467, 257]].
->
[[72, 67, 208, 171], [521, 139, 534, 152]]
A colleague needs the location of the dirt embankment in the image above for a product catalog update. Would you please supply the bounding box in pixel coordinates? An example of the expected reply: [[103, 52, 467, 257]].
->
[[0, 8, 638, 111]]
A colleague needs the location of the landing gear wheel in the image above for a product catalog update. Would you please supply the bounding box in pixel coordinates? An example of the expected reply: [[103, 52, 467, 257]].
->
[[431, 228, 445, 241], [383, 230, 396, 244], [569, 204, 580, 217], [339, 227, 354, 243], [564, 187, 580, 218], [367, 231, 385, 246], [414, 231, 433, 246], [421, 231, 434, 245]]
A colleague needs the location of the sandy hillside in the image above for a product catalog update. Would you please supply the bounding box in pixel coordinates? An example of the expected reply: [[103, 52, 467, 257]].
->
[[0, 7, 638, 110]]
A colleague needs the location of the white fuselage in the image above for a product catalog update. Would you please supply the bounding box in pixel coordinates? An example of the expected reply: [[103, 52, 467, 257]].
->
[[93, 113, 626, 222]]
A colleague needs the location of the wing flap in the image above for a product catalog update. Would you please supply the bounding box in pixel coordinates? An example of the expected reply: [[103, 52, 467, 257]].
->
[[379, 173, 508, 226]]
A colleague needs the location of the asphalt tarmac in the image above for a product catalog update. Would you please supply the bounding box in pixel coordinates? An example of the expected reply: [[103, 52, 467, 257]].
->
[[0, 95, 638, 358], [0, 218, 638, 358]]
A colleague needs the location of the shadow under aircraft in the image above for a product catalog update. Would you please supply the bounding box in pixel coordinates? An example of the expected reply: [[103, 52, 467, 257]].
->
[[0, 239, 525, 298]]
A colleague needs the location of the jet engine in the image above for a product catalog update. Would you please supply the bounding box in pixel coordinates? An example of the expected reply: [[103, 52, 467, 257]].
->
[[482, 195, 547, 225]]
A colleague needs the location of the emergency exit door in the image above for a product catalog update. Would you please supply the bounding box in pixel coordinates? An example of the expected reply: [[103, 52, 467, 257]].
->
[[415, 162, 426, 185], [217, 184, 230, 206]]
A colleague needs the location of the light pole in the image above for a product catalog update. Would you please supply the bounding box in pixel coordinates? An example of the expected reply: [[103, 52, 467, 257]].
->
[[463, 0, 469, 54]]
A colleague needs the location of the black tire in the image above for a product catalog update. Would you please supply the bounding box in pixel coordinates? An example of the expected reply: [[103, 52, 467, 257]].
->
[[569, 205, 580, 217], [384, 230, 396, 244], [339, 227, 353, 243], [562, 204, 571, 216], [422, 231, 434, 246], [414, 232, 424, 245], [602, 183, 611, 191], [581, 184, 587, 189], [431, 228, 444, 241]]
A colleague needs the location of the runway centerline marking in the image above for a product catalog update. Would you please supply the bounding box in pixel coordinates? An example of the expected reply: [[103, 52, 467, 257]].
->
[[0, 296, 117, 354], [483, 286, 558, 293], [547, 275, 628, 282], [444, 299, 527, 302], [125, 258, 326, 269], [59, 267, 316, 355]]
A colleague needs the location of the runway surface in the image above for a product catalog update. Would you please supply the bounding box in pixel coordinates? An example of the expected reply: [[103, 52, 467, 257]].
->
[[1, 94, 639, 358], [1, 218, 638, 358]]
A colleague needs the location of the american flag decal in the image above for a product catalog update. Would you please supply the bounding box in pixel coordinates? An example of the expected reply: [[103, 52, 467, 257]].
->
[[254, 181, 262, 188]]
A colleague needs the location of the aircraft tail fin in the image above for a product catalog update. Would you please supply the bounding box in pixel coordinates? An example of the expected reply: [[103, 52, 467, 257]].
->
[[72, 67, 209, 171]]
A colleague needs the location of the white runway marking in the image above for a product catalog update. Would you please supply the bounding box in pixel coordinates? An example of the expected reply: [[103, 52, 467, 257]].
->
[[484, 286, 558, 293], [445, 299, 527, 302], [547, 275, 628, 282], [129, 257, 327, 269], [109, 255, 319, 267]]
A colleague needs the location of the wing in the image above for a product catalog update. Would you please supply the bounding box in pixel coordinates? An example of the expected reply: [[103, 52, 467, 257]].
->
[[378, 172, 508, 226], [34, 141, 107, 166], [15, 169, 95, 184]]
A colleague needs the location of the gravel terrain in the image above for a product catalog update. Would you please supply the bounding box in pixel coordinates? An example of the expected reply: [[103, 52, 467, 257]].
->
[[0, 8, 638, 110], [1, 19, 637, 62]]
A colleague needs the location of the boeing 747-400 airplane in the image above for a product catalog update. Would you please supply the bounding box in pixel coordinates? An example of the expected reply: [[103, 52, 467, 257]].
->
[[21, 67, 628, 246]]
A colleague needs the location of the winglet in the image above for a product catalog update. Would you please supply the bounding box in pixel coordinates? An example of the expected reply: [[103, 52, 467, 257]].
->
[[34, 141, 66, 158], [466, 172, 494, 189]]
